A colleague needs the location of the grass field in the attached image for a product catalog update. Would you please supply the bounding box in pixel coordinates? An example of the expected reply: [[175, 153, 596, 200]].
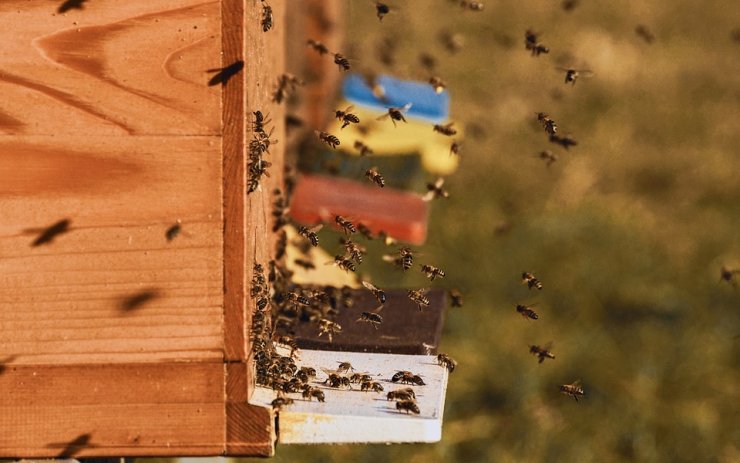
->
[[247, 1, 739, 461]]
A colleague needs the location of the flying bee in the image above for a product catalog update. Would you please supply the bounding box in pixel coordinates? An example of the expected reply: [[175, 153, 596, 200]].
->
[[332, 255, 356, 272], [336, 362, 354, 373], [549, 133, 578, 149], [536, 112, 557, 135], [433, 122, 457, 136], [376, 103, 413, 127], [529, 342, 555, 364], [365, 167, 385, 188], [383, 247, 414, 270], [538, 149, 558, 166], [560, 380, 585, 402], [423, 177, 450, 201], [720, 266, 740, 287], [307, 38, 330, 55], [361, 380, 384, 392], [317, 318, 342, 342], [315, 130, 340, 149], [357, 223, 374, 240], [429, 76, 447, 94], [272, 73, 303, 104], [516, 304, 539, 320], [421, 264, 445, 281], [362, 281, 387, 305], [557, 67, 594, 85], [335, 215, 357, 234], [374, 1, 391, 21], [525, 29, 549, 56], [437, 353, 457, 372], [635, 24, 655, 44], [260, 0, 273, 32], [408, 289, 430, 311], [335, 105, 360, 129], [298, 224, 323, 247], [354, 140, 374, 156], [333, 53, 351, 71], [460, 1, 484, 11], [450, 140, 462, 156], [357, 311, 383, 329], [449, 289, 464, 308], [285, 291, 311, 307], [340, 237, 365, 263], [522, 272, 543, 290], [387, 388, 416, 401]]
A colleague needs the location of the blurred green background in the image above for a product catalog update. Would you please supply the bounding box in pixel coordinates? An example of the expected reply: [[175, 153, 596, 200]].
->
[[251, 0, 740, 461]]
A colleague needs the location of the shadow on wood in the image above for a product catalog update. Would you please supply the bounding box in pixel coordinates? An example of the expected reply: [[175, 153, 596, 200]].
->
[[118, 289, 162, 313], [26, 219, 72, 247], [207, 61, 245, 87]]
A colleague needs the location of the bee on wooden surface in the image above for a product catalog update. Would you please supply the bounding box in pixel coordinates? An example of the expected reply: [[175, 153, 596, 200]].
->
[[333, 53, 351, 71], [357, 311, 383, 329], [324, 373, 352, 389], [383, 247, 414, 270], [335, 215, 357, 234], [354, 140, 374, 156], [300, 366, 317, 378], [376, 103, 413, 127], [387, 388, 416, 401], [449, 289, 464, 308], [538, 149, 558, 166], [529, 342, 555, 364], [340, 237, 365, 263], [396, 400, 421, 414], [165, 221, 182, 241], [298, 224, 323, 247], [317, 319, 342, 342], [720, 266, 740, 287], [293, 258, 316, 271], [428, 76, 447, 94], [335, 105, 360, 129], [361, 380, 384, 392], [433, 122, 457, 136], [549, 133, 578, 150], [252, 110, 272, 135], [557, 67, 594, 85], [271, 397, 293, 410], [302, 387, 326, 402], [277, 335, 299, 357], [459, 1, 484, 11], [307, 38, 330, 55], [362, 281, 387, 305], [516, 304, 539, 320], [365, 167, 385, 188], [315, 131, 340, 149], [374, 1, 391, 21], [437, 353, 457, 372], [272, 73, 303, 104], [350, 373, 373, 383], [421, 264, 445, 281], [635, 25, 655, 44], [522, 272, 543, 290], [525, 29, 549, 56], [439, 30, 464, 54], [260, 1, 273, 32], [536, 112, 557, 135], [408, 289, 430, 311], [560, 380, 585, 402], [423, 177, 450, 201], [392, 371, 425, 385]]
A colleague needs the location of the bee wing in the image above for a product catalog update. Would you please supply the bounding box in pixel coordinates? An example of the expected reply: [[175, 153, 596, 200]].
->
[[362, 280, 379, 292], [382, 254, 397, 263], [571, 379, 582, 387], [434, 177, 445, 189], [543, 341, 554, 350], [345, 105, 355, 112], [376, 112, 391, 121], [421, 190, 435, 202], [307, 224, 324, 233], [400, 103, 413, 112]]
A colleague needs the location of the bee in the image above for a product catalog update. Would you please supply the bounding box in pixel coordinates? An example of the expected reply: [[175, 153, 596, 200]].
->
[[260, 0, 273, 32], [516, 304, 539, 320], [387, 388, 416, 401], [165, 221, 182, 241], [396, 400, 421, 414], [720, 266, 740, 287], [525, 29, 549, 56], [421, 264, 445, 281], [423, 177, 450, 201], [335, 105, 360, 129], [383, 247, 414, 270], [302, 386, 326, 402], [307, 38, 330, 55], [374, 1, 391, 21], [529, 342, 555, 364], [276, 229, 287, 260], [336, 362, 354, 373], [272, 73, 303, 104], [252, 110, 272, 135], [449, 289, 464, 308], [376, 103, 413, 127], [557, 67, 594, 85], [408, 289, 430, 311], [560, 380, 585, 402], [357, 223, 375, 240], [429, 76, 447, 94], [433, 122, 457, 136], [335, 215, 357, 234], [277, 335, 299, 357], [549, 133, 578, 149], [362, 281, 387, 305], [437, 353, 457, 372], [365, 167, 385, 188], [361, 380, 384, 392], [450, 140, 462, 156], [379, 231, 398, 246], [350, 373, 373, 383], [536, 112, 557, 135], [357, 311, 383, 329], [293, 258, 316, 270], [340, 237, 365, 263], [296, 225, 321, 247], [324, 373, 352, 389], [271, 397, 293, 410], [285, 291, 311, 307], [392, 371, 425, 385], [354, 140, 374, 156], [300, 366, 317, 378], [522, 272, 543, 290], [317, 319, 342, 342], [333, 255, 356, 272], [460, 1, 484, 11], [538, 149, 558, 166], [635, 24, 655, 44], [333, 53, 351, 71], [315, 130, 340, 149]]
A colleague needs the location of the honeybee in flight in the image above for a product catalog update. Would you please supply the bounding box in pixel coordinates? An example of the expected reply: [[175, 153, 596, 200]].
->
[[384, 247, 414, 270], [557, 67, 594, 85], [433, 122, 457, 136], [376, 103, 413, 127], [307, 38, 330, 55], [365, 167, 385, 188], [421, 264, 445, 281], [536, 112, 557, 135], [429, 76, 447, 94], [529, 342, 555, 363], [298, 224, 323, 247], [525, 29, 549, 56], [332, 254, 356, 272], [449, 289, 464, 308], [538, 150, 558, 166], [459, 0, 484, 10], [374, 1, 391, 21], [720, 266, 740, 287], [333, 53, 351, 71], [522, 272, 543, 290], [357, 311, 383, 329], [560, 380, 585, 402], [516, 304, 539, 320], [340, 237, 365, 263], [408, 289, 430, 311], [450, 140, 462, 156], [354, 140, 374, 156], [335, 215, 357, 234], [362, 281, 387, 305], [317, 318, 342, 342], [423, 178, 450, 201], [316, 130, 340, 149], [335, 105, 360, 129]]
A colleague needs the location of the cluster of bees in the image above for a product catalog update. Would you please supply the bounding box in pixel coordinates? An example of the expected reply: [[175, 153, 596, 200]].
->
[[247, 111, 278, 194]]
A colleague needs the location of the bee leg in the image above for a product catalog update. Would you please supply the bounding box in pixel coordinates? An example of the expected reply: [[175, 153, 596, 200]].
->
[[573, 395, 578, 402]]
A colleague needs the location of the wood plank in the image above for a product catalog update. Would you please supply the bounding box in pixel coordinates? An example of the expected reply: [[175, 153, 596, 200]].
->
[[0, 0, 221, 136], [0, 363, 225, 458]]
